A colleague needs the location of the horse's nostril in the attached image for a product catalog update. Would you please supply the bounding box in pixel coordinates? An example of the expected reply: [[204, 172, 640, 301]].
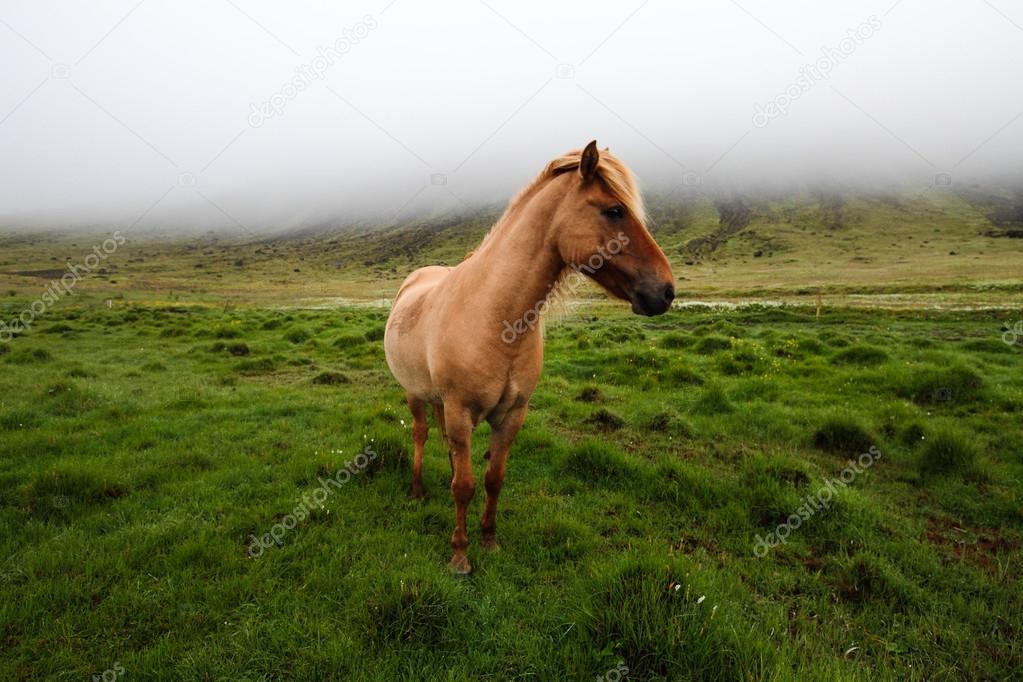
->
[[662, 284, 675, 304]]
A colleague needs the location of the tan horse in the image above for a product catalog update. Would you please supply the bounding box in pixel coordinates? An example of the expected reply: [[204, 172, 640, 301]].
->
[[384, 141, 675, 573]]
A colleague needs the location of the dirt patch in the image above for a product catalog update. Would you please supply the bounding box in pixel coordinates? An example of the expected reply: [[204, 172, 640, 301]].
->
[[925, 517, 1019, 574], [8, 269, 67, 279], [312, 371, 350, 386], [576, 386, 604, 403], [586, 408, 625, 431]]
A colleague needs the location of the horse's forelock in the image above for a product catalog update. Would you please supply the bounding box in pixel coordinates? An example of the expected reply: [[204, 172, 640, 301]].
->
[[547, 149, 646, 225], [474, 147, 646, 254]]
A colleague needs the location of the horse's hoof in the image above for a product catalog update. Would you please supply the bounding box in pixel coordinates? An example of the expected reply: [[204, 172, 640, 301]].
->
[[410, 483, 425, 501], [481, 535, 500, 551], [448, 553, 473, 575]]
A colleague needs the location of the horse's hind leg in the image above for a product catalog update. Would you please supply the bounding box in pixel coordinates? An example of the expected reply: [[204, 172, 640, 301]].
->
[[407, 395, 428, 500], [431, 402, 451, 482], [432, 402, 447, 444]]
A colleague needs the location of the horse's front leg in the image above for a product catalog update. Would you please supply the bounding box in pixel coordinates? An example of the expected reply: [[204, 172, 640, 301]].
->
[[444, 403, 476, 574], [481, 405, 527, 551]]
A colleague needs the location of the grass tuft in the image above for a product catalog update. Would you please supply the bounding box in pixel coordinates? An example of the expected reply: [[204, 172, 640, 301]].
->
[[0, 409, 41, 430], [311, 371, 349, 386], [8, 347, 52, 364], [646, 410, 690, 437], [832, 344, 889, 365], [586, 408, 625, 431], [693, 335, 732, 355], [813, 416, 876, 455], [575, 386, 603, 402], [234, 357, 275, 374], [364, 576, 461, 644], [659, 332, 691, 348], [284, 327, 311, 344], [904, 364, 985, 405], [25, 465, 128, 518], [333, 333, 367, 347], [919, 428, 978, 477], [563, 440, 641, 485], [364, 433, 407, 477], [581, 558, 764, 680], [227, 342, 250, 356], [666, 365, 704, 386], [691, 384, 733, 415], [830, 554, 922, 610], [531, 515, 596, 564]]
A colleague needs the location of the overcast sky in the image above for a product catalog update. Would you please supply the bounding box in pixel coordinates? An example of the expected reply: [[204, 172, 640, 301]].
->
[[2, 0, 1023, 232]]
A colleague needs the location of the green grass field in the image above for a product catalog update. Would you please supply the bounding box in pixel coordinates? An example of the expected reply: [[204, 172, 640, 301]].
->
[[2, 298, 1021, 680]]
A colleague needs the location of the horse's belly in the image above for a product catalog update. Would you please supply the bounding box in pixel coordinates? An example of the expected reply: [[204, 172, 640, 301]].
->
[[384, 321, 434, 397], [384, 268, 447, 400]]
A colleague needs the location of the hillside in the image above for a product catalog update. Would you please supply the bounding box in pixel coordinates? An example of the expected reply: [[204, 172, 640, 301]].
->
[[1, 186, 1022, 308]]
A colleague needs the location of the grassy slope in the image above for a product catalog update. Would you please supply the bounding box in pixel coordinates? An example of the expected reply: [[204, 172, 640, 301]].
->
[[1, 302, 1021, 680], [2, 188, 1022, 306]]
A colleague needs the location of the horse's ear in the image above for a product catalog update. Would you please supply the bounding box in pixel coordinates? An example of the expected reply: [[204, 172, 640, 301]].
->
[[579, 140, 599, 182]]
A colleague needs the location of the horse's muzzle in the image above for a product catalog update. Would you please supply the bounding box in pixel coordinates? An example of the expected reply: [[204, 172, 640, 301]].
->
[[630, 282, 675, 316]]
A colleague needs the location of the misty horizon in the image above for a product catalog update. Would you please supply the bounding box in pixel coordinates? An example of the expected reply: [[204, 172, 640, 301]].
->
[[3, 1, 1023, 233]]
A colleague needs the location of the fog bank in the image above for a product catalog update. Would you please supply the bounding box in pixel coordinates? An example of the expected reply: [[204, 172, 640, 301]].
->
[[2, 1, 1022, 233]]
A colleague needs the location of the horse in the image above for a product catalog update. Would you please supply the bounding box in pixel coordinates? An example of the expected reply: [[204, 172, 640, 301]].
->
[[384, 141, 675, 573]]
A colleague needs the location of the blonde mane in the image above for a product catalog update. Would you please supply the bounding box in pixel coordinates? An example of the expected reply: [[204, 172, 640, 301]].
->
[[471, 147, 646, 257]]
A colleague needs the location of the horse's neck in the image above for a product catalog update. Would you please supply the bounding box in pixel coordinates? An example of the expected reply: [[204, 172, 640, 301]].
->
[[462, 190, 564, 336]]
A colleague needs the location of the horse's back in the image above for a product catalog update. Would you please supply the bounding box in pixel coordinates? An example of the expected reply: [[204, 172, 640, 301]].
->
[[393, 265, 449, 303], [384, 265, 450, 399]]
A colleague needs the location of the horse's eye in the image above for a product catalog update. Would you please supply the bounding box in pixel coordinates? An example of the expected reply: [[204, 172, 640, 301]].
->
[[602, 206, 624, 220]]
